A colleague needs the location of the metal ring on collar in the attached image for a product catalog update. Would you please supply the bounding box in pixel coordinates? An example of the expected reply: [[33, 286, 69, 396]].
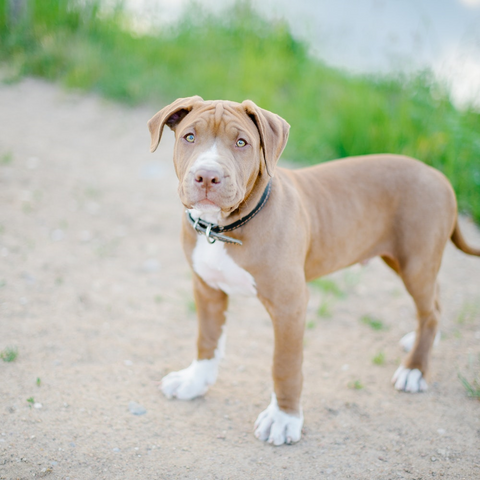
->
[[193, 218, 200, 232], [185, 211, 243, 246], [205, 224, 216, 244]]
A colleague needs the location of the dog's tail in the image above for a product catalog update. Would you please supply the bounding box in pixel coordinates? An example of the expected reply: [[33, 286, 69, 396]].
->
[[451, 218, 480, 256]]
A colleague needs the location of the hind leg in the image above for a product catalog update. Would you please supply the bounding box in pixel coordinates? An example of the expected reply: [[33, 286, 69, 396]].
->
[[391, 261, 441, 393], [399, 283, 441, 352], [382, 255, 441, 357]]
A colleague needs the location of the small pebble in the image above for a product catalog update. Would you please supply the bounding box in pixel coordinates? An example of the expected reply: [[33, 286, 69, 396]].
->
[[128, 401, 146, 415], [124, 360, 133, 366], [33, 403, 42, 409], [142, 259, 160, 273], [112, 447, 120, 452], [26, 157, 40, 169], [116, 226, 127, 237], [22, 272, 36, 284], [86, 202, 100, 215], [51, 229, 64, 242], [80, 230, 93, 242], [437, 428, 446, 435], [21, 190, 32, 202]]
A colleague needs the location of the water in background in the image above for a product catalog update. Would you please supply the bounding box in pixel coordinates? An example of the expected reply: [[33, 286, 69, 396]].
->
[[124, 0, 480, 109]]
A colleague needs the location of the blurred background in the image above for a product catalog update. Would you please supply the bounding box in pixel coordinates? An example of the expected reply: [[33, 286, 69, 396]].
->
[[1, 0, 479, 222], [127, 0, 480, 108]]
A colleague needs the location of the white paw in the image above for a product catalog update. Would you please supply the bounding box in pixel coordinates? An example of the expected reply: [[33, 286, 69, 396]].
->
[[160, 359, 219, 400], [399, 331, 440, 353], [254, 394, 303, 446], [392, 365, 428, 393], [161, 330, 225, 400]]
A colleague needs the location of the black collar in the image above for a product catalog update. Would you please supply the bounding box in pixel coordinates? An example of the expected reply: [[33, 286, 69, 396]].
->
[[186, 179, 272, 246]]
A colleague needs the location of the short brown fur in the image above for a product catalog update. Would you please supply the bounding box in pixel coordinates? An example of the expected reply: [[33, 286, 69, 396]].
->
[[149, 97, 480, 428]]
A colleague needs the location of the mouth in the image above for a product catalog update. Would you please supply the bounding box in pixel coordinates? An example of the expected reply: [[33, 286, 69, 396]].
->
[[197, 198, 217, 207], [192, 197, 222, 213]]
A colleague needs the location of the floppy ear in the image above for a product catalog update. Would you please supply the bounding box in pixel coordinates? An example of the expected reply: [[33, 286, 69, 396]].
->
[[242, 100, 290, 177], [147, 95, 204, 153]]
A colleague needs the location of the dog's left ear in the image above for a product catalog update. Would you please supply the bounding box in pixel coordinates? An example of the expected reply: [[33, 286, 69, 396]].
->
[[242, 100, 290, 177], [148, 96, 204, 153]]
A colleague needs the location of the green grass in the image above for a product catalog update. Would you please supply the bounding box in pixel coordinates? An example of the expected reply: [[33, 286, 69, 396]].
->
[[187, 299, 196, 313], [372, 351, 386, 366], [458, 373, 480, 399], [456, 301, 480, 324], [306, 319, 316, 330], [309, 275, 349, 319], [309, 278, 345, 298], [343, 268, 363, 289], [360, 315, 387, 331], [0, 151, 13, 165], [348, 380, 364, 390], [1, 0, 479, 222], [0, 346, 18, 362], [317, 299, 333, 318]]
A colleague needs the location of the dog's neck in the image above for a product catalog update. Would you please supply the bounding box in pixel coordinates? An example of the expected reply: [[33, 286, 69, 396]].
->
[[188, 174, 272, 229], [222, 174, 272, 226]]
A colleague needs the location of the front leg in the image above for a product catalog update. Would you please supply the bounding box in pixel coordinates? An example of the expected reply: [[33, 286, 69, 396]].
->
[[160, 273, 228, 400], [254, 285, 307, 445]]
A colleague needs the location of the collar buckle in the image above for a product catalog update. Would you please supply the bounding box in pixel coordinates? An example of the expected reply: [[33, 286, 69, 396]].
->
[[189, 214, 242, 245], [187, 179, 272, 246]]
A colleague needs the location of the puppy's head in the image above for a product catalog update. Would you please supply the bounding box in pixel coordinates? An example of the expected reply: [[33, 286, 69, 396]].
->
[[148, 96, 289, 217]]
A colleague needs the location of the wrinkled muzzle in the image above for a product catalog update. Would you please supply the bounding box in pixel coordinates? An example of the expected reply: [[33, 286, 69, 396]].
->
[[177, 145, 245, 214], [147, 97, 291, 215]]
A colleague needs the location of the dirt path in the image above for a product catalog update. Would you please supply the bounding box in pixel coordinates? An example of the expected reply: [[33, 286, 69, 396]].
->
[[1, 78, 480, 480]]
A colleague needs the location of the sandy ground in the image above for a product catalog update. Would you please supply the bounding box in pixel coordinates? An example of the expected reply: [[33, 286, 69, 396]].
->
[[0, 78, 480, 480]]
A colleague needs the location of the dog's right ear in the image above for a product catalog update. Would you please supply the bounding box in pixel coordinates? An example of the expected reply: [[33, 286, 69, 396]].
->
[[147, 96, 204, 153], [242, 100, 290, 177]]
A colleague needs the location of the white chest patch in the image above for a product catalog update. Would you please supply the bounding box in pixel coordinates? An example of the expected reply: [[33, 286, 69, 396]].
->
[[192, 235, 257, 296]]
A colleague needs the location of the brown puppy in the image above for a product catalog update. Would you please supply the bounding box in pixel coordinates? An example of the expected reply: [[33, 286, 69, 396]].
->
[[148, 96, 480, 445]]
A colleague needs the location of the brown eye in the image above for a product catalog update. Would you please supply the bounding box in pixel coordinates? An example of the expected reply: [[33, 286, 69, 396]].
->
[[184, 133, 195, 143], [236, 138, 247, 147]]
